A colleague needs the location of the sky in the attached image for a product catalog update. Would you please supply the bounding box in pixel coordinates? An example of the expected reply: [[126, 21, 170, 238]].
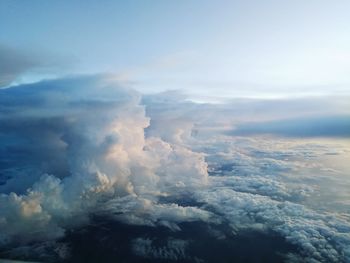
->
[[1, 0, 350, 100], [1, 2, 350, 262]]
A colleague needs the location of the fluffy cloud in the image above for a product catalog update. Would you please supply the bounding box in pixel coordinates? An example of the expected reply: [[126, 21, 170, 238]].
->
[[0, 75, 209, 246], [191, 135, 350, 262], [99, 195, 216, 231], [195, 183, 350, 262], [1, 75, 350, 262]]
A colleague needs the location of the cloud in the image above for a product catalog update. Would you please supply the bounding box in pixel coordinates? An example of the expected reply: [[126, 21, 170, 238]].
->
[[1, 76, 350, 262], [0, 45, 41, 87], [191, 135, 350, 262], [230, 115, 350, 138], [132, 237, 189, 261], [0, 45, 73, 87], [195, 185, 350, 262], [99, 195, 216, 231], [0, 75, 209, 246], [143, 94, 350, 141]]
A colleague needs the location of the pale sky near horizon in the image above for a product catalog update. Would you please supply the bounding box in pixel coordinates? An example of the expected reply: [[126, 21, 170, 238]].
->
[[1, 0, 350, 100]]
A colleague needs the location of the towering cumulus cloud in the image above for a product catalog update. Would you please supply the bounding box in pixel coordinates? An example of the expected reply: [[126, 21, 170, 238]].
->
[[1, 75, 350, 263], [0, 75, 209, 245]]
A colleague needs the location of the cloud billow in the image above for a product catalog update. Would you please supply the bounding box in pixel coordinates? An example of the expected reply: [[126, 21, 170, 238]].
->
[[0, 75, 350, 262], [0, 75, 209, 244]]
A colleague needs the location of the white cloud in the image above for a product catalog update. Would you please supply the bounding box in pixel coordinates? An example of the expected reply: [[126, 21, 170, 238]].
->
[[0, 75, 210, 246], [0, 76, 350, 262], [99, 195, 216, 230]]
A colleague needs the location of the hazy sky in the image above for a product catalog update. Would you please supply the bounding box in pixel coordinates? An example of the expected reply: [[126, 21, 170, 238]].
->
[[1, 0, 350, 99]]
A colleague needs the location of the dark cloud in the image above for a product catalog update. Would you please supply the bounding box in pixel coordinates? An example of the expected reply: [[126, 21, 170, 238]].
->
[[0, 44, 74, 87]]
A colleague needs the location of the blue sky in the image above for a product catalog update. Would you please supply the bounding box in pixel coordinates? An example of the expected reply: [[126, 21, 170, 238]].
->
[[1, 0, 350, 99]]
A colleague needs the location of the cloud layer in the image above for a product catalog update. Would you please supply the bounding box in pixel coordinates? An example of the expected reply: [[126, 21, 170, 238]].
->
[[231, 115, 350, 138], [0, 75, 350, 262]]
